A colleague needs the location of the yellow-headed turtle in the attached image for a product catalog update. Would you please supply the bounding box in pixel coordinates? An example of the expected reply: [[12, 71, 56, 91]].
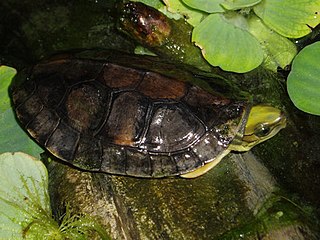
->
[[11, 50, 286, 178]]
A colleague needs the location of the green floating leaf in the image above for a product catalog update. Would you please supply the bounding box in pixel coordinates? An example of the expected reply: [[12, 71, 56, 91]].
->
[[164, 0, 208, 26], [0, 66, 16, 112], [0, 152, 58, 239], [182, 0, 224, 13], [247, 16, 297, 71], [175, 0, 261, 13], [0, 66, 43, 156], [287, 42, 320, 115], [254, 0, 320, 38], [221, 0, 262, 10], [0, 152, 111, 239], [192, 13, 263, 73], [131, 0, 165, 9]]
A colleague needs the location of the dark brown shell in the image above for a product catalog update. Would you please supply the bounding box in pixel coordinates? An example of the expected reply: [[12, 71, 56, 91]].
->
[[11, 50, 248, 177]]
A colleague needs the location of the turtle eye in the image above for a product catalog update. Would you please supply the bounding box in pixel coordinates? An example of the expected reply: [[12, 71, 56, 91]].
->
[[254, 124, 271, 137]]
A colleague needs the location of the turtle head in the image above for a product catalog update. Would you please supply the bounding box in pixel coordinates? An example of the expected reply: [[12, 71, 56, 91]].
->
[[230, 105, 286, 152]]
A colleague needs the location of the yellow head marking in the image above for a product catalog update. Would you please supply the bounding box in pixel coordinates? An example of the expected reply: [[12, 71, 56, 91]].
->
[[230, 105, 286, 152]]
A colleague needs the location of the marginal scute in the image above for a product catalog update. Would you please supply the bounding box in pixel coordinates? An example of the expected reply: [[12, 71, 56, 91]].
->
[[100, 145, 127, 175], [27, 107, 60, 145], [149, 154, 178, 177], [46, 120, 80, 161], [173, 151, 203, 174], [16, 94, 43, 127], [11, 77, 36, 108], [73, 137, 102, 170], [126, 149, 152, 177]]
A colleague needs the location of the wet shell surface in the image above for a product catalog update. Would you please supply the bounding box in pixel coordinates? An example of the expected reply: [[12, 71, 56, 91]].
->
[[11, 50, 248, 177]]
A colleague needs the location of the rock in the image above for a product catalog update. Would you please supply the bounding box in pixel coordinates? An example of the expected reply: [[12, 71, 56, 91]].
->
[[49, 151, 318, 239]]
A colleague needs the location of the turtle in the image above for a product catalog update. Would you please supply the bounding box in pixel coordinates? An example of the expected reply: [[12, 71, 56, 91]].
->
[[10, 49, 286, 178]]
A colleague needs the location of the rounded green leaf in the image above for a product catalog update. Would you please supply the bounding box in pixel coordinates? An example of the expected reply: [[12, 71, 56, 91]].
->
[[0, 66, 43, 156], [182, 0, 224, 13], [221, 0, 262, 10], [247, 16, 297, 71], [0, 66, 16, 112], [287, 42, 320, 115], [0, 152, 58, 239], [164, 0, 208, 26], [0, 152, 111, 239], [192, 13, 263, 73], [254, 0, 320, 38], [131, 0, 165, 9]]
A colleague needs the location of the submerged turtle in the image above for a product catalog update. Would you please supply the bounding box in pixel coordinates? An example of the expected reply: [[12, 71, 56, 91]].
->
[[11, 50, 286, 178]]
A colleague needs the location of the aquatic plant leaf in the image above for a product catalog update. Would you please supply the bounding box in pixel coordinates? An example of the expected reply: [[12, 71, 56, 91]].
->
[[177, 0, 261, 12], [192, 13, 263, 73], [0, 66, 16, 112], [0, 152, 58, 239], [0, 66, 43, 156], [287, 42, 320, 115], [247, 16, 297, 71], [164, 0, 207, 26], [182, 0, 224, 13], [131, 0, 165, 9], [221, 0, 262, 10], [254, 0, 320, 38]]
